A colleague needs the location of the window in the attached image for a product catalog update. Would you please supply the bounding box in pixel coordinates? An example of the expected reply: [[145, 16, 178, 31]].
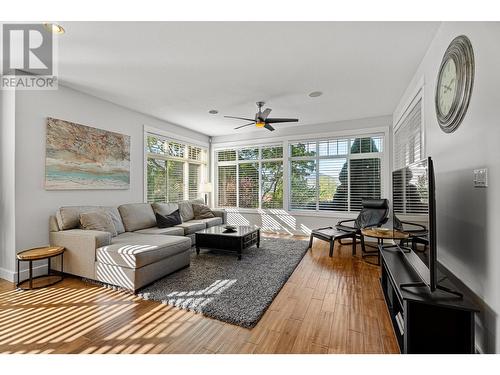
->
[[146, 133, 207, 203], [215, 136, 384, 212], [216, 145, 284, 209], [289, 136, 383, 212], [394, 97, 422, 170]]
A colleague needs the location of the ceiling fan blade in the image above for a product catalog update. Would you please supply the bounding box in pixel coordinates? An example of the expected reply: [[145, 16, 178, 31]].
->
[[234, 122, 256, 130], [224, 115, 255, 122], [260, 108, 272, 120], [264, 124, 275, 131], [265, 118, 299, 124]]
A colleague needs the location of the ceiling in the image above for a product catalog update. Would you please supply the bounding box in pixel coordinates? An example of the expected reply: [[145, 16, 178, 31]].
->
[[57, 22, 440, 136]]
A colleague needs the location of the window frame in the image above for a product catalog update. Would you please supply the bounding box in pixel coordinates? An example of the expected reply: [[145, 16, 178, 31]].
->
[[215, 144, 284, 210], [212, 126, 389, 217], [288, 135, 384, 213], [144, 129, 208, 204]]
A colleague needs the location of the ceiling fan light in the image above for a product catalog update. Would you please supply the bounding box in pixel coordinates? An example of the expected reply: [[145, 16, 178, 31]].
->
[[255, 122, 265, 128]]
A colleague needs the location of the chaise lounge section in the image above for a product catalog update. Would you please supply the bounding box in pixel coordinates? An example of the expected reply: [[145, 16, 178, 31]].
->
[[49, 199, 226, 291]]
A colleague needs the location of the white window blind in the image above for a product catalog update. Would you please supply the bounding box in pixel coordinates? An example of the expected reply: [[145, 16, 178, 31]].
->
[[167, 160, 184, 202], [319, 158, 347, 211], [217, 165, 237, 207], [393, 159, 429, 215], [145, 133, 207, 203], [290, 160, 317, 210], [238, 162, 259, 208], [147, 158, 166, 203], [394, 98, 422, 170], [350, 158, 381, 211], [261, 161, 283, 209], [188, 163, 201, 200]]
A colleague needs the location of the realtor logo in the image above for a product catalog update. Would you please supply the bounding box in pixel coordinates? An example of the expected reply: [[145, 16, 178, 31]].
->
[[1, 23, 58, 89]]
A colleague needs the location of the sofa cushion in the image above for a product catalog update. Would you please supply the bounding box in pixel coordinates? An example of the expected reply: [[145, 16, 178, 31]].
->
[[118, 203, 156, 232], [177, 201, 194, 222], [193, 203, 216, 220], [56, 206, 99, 230], [177, 198, 205, 222], [96, 232, 191, 269], [175, 221, 206, 235], [156, 210, 182, 228], [80, 211, 118, 237], [152, 202, 179, 216], [100, 206, 125, 234], [134, 226, 185, 236], [190, 217, 223, 228]]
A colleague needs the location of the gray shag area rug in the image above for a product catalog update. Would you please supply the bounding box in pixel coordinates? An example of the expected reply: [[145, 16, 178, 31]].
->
[[137, 237, 308, 328]]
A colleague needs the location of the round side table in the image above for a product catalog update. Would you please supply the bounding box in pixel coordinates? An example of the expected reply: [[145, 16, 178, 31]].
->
[[16, 246, 65, 290], [360, 228, 409, 266]]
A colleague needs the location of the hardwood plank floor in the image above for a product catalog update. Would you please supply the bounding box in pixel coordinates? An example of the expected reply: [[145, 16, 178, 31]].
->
[[0, 234, 399, 354]]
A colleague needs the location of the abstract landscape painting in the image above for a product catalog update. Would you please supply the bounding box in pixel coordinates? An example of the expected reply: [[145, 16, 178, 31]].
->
[[45, 117, 130, 190]]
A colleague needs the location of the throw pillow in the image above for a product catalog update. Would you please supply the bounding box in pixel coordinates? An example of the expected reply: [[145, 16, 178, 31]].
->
[[193, 203, 215, 220], [80, 211, 118, 237], [156, 209, 182, 228]]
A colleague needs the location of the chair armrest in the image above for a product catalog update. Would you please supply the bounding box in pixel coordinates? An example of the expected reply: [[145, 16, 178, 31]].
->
[[211, 209, 227, 224], [49, 229, 111, 279], [399, 220, 427, 231], [335, 226, 359, 234], [336, 218, 355, 226], [335, 219, 357, 233]]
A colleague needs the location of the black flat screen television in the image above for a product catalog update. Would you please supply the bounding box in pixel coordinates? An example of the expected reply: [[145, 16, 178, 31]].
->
[[392, 157, 437, 291]]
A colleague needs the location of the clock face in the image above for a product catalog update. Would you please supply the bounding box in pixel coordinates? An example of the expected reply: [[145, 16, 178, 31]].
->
[[435, 35, 474, 133], [437, 58, 458, 117]]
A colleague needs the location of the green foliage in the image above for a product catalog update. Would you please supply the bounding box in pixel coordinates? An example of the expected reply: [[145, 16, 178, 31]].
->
[[147, 158, 166, 202], [261, 161, 283, 209], [262, 146, 283, 159], [238, 148, 259, 160], [238, 163, 259, 208]]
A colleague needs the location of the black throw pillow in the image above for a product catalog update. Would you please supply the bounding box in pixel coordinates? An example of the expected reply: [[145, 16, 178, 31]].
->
[[155, 210, 182, 228]]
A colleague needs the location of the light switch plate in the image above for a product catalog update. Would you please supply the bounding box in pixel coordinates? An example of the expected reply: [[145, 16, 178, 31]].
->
[[473, 168, 488, 188]]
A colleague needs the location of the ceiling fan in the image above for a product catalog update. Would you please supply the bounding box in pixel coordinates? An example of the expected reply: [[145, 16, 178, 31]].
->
[[224, 101, 299, 131]]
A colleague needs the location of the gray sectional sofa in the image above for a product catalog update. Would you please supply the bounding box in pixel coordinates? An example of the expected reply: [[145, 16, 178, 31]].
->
[[49, 199, 226, 291]]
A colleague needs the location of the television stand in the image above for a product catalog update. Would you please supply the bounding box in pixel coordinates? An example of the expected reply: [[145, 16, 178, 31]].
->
[[400, 281, 464, 298], [380, 248, 479, 353]]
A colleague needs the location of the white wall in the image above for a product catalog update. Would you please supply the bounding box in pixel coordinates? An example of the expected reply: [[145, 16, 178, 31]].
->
[[394, 22, 500, 353], [0, 88, 16, 280], [212, 115, 392, 236], [2, 84, 208, 281]]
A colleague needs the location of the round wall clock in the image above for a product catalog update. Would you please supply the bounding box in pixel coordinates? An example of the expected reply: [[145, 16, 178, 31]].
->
[[435, 35, 475, 133]]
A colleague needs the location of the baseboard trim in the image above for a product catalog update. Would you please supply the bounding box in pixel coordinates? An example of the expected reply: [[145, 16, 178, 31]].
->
[[0, 267, 14, 283], [0, 264, 49, 283]]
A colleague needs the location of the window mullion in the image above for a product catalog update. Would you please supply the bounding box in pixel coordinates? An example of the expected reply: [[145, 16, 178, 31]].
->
[[347, 158, 351, 212], [236, 162, 240, 208], [315, 142, 320, 212]]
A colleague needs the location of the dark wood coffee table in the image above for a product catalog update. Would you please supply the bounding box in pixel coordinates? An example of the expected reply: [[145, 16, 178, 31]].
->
[[195, 225, 260, 260]]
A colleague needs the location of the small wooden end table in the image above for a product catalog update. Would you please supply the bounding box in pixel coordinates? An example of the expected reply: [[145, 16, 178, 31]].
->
[[360, 228, 409, 266], [16, 246, 65, 290]]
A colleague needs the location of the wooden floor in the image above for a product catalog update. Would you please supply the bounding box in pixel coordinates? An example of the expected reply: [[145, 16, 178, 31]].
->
[[0, 235, 399, 354]]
